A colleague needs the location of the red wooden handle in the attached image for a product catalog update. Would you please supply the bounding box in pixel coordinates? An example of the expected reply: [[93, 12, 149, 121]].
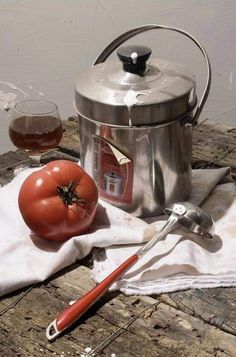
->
[[56, 253, 139, 332]]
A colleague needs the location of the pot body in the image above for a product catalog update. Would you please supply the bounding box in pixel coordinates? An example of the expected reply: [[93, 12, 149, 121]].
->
[[75, 25, 211, 217], [79, 115, 192, 217]]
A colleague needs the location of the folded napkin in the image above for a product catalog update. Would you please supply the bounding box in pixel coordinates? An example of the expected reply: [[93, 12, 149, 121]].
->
[[93, 167, 236, 295], [0, 165, 234, 297]]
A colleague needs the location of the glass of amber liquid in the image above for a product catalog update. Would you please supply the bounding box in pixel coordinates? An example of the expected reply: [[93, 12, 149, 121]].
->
[[9, 100, 63, 161]]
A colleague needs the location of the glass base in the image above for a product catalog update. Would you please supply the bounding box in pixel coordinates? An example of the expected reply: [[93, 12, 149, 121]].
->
[[27, 148, 59, 161]]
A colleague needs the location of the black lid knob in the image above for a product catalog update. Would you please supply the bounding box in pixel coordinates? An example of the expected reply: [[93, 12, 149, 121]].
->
[[117, 45, 152, 75]]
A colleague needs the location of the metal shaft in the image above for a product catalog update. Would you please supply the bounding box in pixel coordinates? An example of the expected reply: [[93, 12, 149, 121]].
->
[[136, 215, 180, 258]]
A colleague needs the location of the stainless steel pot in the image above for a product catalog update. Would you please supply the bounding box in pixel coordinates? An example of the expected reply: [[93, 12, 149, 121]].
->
[[74, 25, 211, 217]]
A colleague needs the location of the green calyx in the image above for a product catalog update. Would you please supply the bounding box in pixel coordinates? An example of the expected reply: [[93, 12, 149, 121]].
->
[[57, 181, 86, 207]]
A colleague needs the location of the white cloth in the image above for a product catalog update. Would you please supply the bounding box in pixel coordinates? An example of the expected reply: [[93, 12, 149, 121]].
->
[[93, 167, 236, 295], [0, 166, 235, 297], [0, 167, 154, 297]]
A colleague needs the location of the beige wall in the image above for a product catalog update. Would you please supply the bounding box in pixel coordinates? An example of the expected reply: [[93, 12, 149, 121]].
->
[[0, 0, 235, 153]]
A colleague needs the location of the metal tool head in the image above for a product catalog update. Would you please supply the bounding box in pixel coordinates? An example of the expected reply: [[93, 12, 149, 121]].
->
[[164, 201, 214, 239]]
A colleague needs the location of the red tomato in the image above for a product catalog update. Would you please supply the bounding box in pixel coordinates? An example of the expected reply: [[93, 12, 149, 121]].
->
[[18, 160, 98, 241]]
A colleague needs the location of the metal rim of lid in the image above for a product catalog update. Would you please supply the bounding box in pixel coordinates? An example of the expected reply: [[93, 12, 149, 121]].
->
[[74, 47, 197, 126]]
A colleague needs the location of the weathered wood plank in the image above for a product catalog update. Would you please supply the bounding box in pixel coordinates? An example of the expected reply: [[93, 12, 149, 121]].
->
[[1, 265, 236, 356], [159, 287, 236, 336], [59, 117, 80, 157], [193, 120, 236, 175], [46, 266, 236, 357], [0, 151, 31, 185]]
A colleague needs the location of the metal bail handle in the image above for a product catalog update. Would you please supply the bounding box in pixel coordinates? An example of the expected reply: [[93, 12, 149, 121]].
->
[[93, 24, 212, 125]]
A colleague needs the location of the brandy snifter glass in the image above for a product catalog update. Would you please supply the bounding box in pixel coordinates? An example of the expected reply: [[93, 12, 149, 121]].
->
[[9, 99, 63, 161]]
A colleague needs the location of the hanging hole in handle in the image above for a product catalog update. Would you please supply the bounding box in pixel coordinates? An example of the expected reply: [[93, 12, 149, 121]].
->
[[46, 319, 61, 341]]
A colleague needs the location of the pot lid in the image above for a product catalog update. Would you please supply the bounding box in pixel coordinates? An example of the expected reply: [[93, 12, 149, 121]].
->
[[74, 45, 197, 126]]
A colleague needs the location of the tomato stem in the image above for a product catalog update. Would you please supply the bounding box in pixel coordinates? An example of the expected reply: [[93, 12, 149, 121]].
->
[[57, 181, 86, 207]]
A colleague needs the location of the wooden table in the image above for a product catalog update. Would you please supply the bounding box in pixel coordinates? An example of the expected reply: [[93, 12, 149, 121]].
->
[[0, 118, 236, 357]]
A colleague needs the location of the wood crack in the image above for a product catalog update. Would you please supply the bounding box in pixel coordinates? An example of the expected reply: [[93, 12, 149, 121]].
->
[[159, 294, 236, 337]]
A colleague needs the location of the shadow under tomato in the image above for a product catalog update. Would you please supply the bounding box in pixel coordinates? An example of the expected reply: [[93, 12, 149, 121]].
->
[[85, 202, 111, 233], [29, 203, 111, 251], [29, 233, 63, 252]]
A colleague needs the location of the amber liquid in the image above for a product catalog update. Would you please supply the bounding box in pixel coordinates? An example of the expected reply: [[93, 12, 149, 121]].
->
[[9, 115, 63, 152]]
